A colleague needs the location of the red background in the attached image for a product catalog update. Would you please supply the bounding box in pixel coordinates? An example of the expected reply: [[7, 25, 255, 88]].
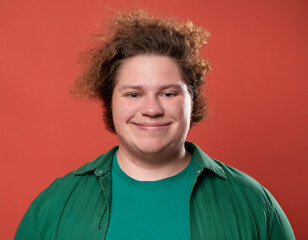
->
[[1, 0, 307, 239]]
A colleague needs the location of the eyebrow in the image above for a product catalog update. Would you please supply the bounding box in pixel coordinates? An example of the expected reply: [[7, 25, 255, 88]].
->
[[119, 84, 184, 91]]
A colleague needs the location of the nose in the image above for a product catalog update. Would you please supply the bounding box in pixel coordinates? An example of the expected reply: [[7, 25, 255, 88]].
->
[[141, 95, 164, 117]]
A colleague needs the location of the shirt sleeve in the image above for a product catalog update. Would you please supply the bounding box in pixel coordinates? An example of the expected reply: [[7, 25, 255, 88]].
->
[[14, 191, 44, 240], [14, 181, 56, 240], [264, 188, 295, 240]]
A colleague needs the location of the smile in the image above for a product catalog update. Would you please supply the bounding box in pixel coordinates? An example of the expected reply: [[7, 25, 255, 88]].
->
[[133, 122, 171, 130]]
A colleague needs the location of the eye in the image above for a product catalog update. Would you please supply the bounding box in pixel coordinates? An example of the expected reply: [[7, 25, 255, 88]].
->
[[163, 92, 176, 98], [127, 93, 140, 98]]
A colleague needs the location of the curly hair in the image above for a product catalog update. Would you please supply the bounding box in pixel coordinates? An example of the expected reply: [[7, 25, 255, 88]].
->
[[72, 8, 211, 133]]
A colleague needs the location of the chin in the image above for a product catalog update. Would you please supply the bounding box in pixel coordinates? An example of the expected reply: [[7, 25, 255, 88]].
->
[[135, 140, 168, 154]]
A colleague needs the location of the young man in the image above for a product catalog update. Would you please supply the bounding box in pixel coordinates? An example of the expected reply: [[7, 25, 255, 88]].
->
[[15, 9, 295, 240]]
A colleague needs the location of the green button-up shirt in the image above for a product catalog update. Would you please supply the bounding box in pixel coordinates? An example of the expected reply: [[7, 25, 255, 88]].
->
[[15, 142, 295, 239]]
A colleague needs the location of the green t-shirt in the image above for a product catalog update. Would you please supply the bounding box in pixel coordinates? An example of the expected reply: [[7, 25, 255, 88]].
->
[[105, 152, 194, 240]]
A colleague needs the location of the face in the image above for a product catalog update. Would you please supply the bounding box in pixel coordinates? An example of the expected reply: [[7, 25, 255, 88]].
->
[[112, 55, 192, 157]]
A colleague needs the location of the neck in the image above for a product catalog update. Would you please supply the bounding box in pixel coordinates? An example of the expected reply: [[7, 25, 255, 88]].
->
[[116, 144, 191, 181]]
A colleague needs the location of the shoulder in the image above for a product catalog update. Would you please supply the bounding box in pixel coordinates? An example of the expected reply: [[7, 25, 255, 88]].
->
[[189, 141, 279, 211], [212, 158, 267, 192], [192, 143, 295, 237], [26, 146, 117, 218], [213, 159, 295, 238], [187, 141, 295, 239], [188, 141, 268, 197], [15, 148, 116, 239], [203, 155, 277, 207]]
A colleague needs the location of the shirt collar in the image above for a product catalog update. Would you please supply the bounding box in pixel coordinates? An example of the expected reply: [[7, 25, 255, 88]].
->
[[185, 141, 227, 179], [73, 142, 227, 180], [73, 146, 118, 177]]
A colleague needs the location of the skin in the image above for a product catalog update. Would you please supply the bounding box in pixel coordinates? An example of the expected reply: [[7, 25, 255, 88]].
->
[[112, 54, 192, 181]]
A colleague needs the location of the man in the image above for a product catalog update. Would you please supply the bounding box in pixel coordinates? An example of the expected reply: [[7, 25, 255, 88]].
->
[[15, 9, 295, 240]]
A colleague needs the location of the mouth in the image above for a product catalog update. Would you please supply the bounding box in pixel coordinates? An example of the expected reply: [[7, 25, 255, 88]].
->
[[133, 122, 171, 130]]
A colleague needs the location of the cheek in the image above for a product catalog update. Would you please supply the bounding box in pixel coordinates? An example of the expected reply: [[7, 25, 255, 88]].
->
[[111, 96, 124, 127], [168, 97, 192, 121], [112, 98, 138, 125]]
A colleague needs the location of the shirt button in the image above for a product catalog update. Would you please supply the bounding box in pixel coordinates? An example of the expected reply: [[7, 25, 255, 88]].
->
[[196, 170, 201, 174], [98, 170, 103, 174]]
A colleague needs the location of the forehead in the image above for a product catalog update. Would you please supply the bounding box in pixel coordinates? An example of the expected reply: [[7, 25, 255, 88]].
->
[[115, 55, 185, 88]]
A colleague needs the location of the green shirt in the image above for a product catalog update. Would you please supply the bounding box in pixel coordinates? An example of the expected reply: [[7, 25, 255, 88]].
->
[[105, 152, 194, 240], [15, 142, 295, 240]]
